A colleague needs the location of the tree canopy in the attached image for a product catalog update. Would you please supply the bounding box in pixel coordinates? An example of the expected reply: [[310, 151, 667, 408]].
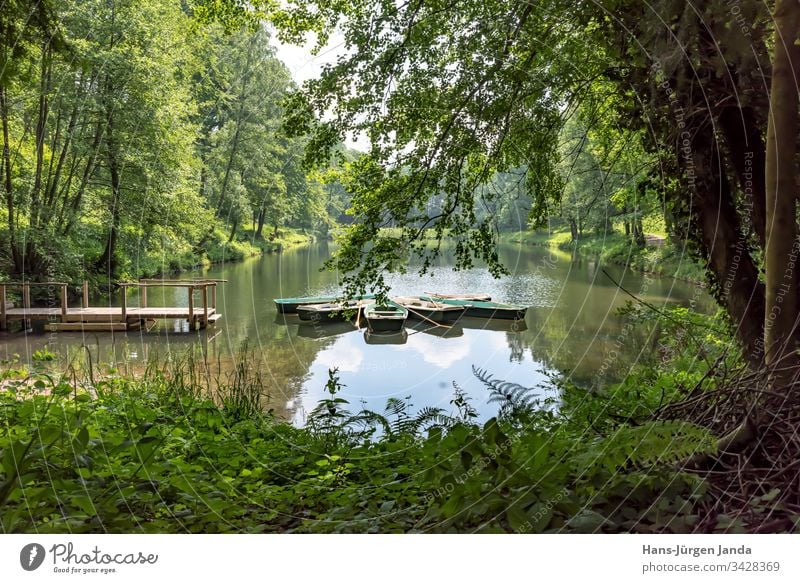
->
[[0, 0, 343, 282], [260, 0, 798, 369]]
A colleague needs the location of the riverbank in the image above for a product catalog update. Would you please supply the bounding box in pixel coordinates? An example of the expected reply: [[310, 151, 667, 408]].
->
[[0, 323, 735, 533], [77, 228, 316, 292], [503, 229, 706, 282]]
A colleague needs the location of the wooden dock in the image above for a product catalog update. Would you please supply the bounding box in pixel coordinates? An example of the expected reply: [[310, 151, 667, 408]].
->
[[0, 279, 224, 333]]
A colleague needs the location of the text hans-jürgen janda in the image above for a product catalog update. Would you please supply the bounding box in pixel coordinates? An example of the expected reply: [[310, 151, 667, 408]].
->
[[643, 544, 752, 558]]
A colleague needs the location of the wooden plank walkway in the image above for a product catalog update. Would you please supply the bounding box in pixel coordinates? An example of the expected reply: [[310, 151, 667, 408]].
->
[[0, 280, 224, 333]]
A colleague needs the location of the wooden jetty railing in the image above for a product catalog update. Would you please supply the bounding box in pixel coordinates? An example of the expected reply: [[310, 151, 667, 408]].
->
[[0, 279, 225, 333]]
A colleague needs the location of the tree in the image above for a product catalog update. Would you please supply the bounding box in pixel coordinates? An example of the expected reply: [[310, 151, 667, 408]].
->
[[0, 0, 64, 275], [194, 24, 312, 246], [763, 0, 800, 367], [268, 0, 793, 369], [280, 0, 586, 294]]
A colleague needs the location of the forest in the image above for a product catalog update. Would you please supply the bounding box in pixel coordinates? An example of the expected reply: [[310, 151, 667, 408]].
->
[[0, 0, 357, 284], [2, 0, 800, 535]]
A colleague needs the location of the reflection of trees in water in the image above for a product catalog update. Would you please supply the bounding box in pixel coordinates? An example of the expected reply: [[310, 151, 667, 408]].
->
[[505, 332, 525, 363], [27, 316, 338, 421], [521, 306, 654, 388]]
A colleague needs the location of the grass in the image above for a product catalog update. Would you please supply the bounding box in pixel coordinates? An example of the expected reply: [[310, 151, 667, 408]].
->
[[504, 225, 706, 282], [118, 226, 314, 280]]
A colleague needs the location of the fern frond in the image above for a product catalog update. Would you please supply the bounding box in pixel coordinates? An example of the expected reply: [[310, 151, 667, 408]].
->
[[472, 365, 540, 416], [345, 410, 393, 436]]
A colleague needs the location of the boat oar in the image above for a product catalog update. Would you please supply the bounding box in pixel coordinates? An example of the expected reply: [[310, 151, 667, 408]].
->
[[401, 304, 452, 329]]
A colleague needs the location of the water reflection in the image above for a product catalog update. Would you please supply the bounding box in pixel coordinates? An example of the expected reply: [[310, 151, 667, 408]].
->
[[0, 242, 714, 423]]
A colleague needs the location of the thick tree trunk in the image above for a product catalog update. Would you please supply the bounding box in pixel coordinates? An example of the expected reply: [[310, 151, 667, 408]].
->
[[763, 0, 800, 367], [719, 106, 767, 248], [632, 215, 645, 248], [568, 218, 578, 241], [691, 130, 766, 366]]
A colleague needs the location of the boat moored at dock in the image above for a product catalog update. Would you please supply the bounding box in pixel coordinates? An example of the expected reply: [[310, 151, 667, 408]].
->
[[274, 294, 376, 314], [420, 296, 527, 320], [392, 297, 465, 323], [363, 301, 408, 332], [296, 300, 364, 323]]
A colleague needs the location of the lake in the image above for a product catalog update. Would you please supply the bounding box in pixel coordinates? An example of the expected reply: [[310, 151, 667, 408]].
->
[[0, 242, 714, 423]]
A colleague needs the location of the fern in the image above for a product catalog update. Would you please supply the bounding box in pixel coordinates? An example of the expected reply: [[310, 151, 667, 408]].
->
[[575, 420, 716, 472], [345, 410, 392, 436], [472, 366, 540, 417], [344, 400, 451, 437]]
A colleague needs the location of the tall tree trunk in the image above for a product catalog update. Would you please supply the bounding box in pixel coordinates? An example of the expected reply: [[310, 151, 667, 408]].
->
[[46, 95, 80, 211], [216, 125, 240, 215], [568, 218, 578, 241], [61, 121, 103, 236], [96, 105, 121, 278], [763, 0, 800, 368], [632, 215, 645, 248], [256, 207, 266, 239], [96, 148, 121, 278], [0, 84, 21, 274], [31, 42, 51, 232], [216, 45, 254, 216]]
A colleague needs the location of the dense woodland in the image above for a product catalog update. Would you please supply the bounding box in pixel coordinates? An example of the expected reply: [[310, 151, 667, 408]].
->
[[0, 0, 358, 283], [2, 0, 800, 534]]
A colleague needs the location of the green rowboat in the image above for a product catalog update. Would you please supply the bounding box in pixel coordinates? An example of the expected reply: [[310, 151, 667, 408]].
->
[[274, 294, 376, 313], [363, 301, 408, 332], [419, 296, 527, 320], [392, 296, 465, 323]]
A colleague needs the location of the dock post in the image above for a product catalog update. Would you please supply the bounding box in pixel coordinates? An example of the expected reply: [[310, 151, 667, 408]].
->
[[23, 284, 31, 330], [82, 281, 89, 309], [211, 283, 217, 310], [120, 286, 127, 323], [202, 284, 208, 328], [60, 284, 68, 322], [188, 286, 195, 329], [141, 285, 147, 308], [0, 285, 6, 331]]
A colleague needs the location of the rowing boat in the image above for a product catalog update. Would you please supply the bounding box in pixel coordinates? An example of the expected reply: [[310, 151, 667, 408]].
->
[[392, 296, 464, 323], [296, 300, 364, 323], [274, 294, 376, 313], [363, 301, 408, 332], [420, 296, 527, 320], [424, 292, 492, 301]]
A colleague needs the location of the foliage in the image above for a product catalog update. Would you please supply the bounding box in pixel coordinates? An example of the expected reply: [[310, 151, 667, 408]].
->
[[507, 227, 706, 283], [0, 349, 729, 534], [0, 0, 333, 283]]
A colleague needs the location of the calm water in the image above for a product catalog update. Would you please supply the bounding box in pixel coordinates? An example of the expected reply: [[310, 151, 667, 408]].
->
[[0, 243, 714, 422]]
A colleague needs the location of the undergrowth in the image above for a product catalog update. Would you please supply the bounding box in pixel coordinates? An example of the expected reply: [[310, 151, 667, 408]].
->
[[2, 306, 790, 533]]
